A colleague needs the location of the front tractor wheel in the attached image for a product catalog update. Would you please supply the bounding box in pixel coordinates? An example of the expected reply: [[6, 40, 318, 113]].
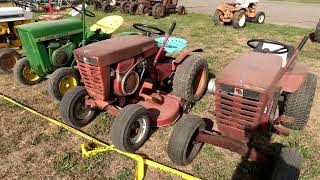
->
[[271, 147, 303, 180], [48, 67, 81, 101], [282, 73, 317, 130], [60, 86, 97, 128], [111, 104, 151, 153], [13, 57, 42, 85], [172, 55, 208, 103], [232, 10, 247, 29], [213, 9, 224, 26], [0, 48, 20, 73], [254, 11, 266, 24], [168, 115, 206, 166]]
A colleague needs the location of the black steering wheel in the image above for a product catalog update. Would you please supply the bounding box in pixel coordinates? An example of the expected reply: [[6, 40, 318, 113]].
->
[[71, 5, 95, 17], [247, 39, 290, 54], [12, 0, 36, 9], [133, 23, 165, 36]]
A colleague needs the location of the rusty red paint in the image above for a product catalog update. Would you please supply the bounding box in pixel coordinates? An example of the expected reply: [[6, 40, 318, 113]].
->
[[279, 62, 308, 93], [196, 132, 266, 161], [174, 48, 203, 65]]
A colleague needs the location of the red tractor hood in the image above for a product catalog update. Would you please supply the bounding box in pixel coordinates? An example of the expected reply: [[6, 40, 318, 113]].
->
[[74, 35, 158, 66], [216, 52, 283, 92]]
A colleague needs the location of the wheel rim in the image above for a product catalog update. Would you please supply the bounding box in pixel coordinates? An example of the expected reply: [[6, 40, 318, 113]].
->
[[22, 65, 40, 81], [258, 15, 265, 23], [59, 75, 78, 95], [239, 14, 246, 27], [130, 116, 148, 144], [74, 96, 95, 122], [193, 67, 207, 96], [156, 7, 164, 17], [0, 54, 17, 71]]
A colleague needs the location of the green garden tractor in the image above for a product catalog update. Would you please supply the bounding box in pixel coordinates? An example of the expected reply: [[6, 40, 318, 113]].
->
[[13, 4, 123, 101]]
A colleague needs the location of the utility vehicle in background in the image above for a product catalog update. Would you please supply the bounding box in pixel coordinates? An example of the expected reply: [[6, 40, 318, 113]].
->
[[213, 0, 265, 28], [121, 0, 185, 18], [0, 5, 32, 73], [60, 22, 208, 153], [168, 22, 319, 180]]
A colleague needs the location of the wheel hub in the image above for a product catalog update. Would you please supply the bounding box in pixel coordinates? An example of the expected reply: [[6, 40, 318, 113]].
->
[[193, 68, 207, 96], [59, 75, 78, 95], [130, 117, 147, 144], [22, 66, 40, 81], [0, 54, 17, 71]]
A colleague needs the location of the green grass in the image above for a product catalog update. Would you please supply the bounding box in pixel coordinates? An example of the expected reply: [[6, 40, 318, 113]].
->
[[270, 0, 320, 4], [115, 168, 132, 180], [53, 149, 75, 173]]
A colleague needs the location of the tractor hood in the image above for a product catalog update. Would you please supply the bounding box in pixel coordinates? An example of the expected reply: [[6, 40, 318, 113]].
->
[[74, 35, 158, 66], [216, 52, 283, 92], [16, 18, 82, 42]]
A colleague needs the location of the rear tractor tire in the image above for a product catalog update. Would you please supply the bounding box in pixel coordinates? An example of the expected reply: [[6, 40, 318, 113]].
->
[[137, 4, 147, 15], [177, 5, 185, 15], [102, 2, 112, 12], [128, 2, 138, 15], [168, 114, 206, 166], [254, 11, 266, 24], [152, 3, 166, 19], [0, 48, 20, 73], [232, 10, 247, 29], [48, 67, 81, 101], [213, 9, 224, 26], [282, 73, 317, 130], [60, 86, 97, 128], [271, 147, 303, 180], [120, 1, 128, 13], [172, 55, 208, 103], [13, 57, 42, 85], [111, 104, 151, 153]]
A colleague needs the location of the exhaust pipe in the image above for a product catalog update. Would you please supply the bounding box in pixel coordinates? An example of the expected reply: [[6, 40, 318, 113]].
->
[[207, 78, 216, 94]]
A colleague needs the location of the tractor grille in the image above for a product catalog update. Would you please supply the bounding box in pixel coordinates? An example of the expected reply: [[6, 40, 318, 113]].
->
[[77, 60, 107, 100], [215, 86, 264, 142]]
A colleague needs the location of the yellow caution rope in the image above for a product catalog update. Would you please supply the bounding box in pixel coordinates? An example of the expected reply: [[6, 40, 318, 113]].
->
[[0, 94, 200, 180]]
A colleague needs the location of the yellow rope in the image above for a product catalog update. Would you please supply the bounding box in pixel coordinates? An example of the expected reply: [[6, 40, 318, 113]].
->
[[0, 94, 200, 180]]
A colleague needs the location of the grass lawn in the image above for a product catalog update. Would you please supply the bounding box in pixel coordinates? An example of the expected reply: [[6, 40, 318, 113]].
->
[[0, 6, 320, 180], [270, 0, 320, 4]]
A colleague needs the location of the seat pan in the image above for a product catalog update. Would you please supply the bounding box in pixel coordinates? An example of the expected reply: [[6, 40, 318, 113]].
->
[[254, 42, 295, 67]]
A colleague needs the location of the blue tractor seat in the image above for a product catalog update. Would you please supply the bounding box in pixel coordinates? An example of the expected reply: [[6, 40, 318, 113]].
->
[[155, 37, 188, 53]]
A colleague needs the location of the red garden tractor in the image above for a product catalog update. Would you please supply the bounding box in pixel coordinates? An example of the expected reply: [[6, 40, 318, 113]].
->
[[60, 22, 208, 153], [168, 25, 319, 179], [121, 0, 185, 18]]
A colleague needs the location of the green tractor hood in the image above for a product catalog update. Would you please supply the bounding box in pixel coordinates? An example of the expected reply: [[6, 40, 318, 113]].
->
[[16, 18, 83, 42]]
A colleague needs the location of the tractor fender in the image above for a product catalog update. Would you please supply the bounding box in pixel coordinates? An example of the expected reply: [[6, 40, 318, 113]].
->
[[279, 62, 308, 93], [174, 48, 203, 65], [216, 4, 227, 12]]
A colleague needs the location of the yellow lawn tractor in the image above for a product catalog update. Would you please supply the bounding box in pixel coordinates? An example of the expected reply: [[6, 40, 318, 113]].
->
[[0, 6, 32, 73]]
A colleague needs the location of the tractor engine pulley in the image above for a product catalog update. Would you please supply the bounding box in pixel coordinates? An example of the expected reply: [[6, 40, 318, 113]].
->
[[113, 57, 145, 96]]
